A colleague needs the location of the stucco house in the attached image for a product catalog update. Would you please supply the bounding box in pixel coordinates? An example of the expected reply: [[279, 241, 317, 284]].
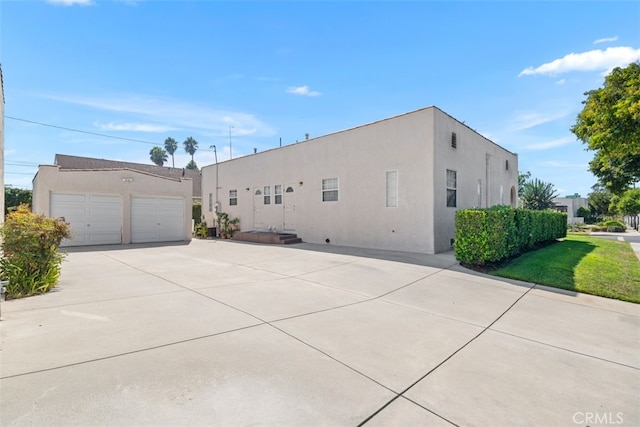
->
[[32, 159, 193, 246], [553, 195, 589, 224], [202, 106, 518, 254]]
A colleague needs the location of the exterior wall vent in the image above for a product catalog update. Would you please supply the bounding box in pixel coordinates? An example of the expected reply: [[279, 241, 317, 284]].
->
[[451, 132, 457, 148]]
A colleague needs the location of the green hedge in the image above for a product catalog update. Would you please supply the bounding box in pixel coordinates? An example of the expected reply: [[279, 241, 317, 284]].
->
[[455, 206, 567, 265]]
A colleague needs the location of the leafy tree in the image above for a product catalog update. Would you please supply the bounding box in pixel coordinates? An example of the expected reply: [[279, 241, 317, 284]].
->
[[186, 159, 198, 170], [520, 178, 558, 210], [183, 137, 199, 162], [588, 184, 614, 220], [164, 137, 178, 168], [518, 171, 531, 196], [149, 146, 168, 166], [571, 62, 640, 194], [5, 186, 32, 215], [614, 188, 640, 217]]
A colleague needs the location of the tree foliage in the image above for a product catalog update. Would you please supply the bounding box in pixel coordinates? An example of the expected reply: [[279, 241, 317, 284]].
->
[[186, 159, 198, 170], [4, 186, 32, 215], [164, 137, 178, 168], [518, 171, 531, 196], [613, 188, 640, 217], [588, 183, 614, 219], [149, 146, 168, 166], [571, 62, 640, 194], [183, 137, 199, 161], [520, 178, 558, 210]]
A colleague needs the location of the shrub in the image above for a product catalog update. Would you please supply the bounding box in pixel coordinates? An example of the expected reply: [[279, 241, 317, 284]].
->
[[192, 201, 202, 225], [0, 205, 71, 299], [455, 206, 567, 266]]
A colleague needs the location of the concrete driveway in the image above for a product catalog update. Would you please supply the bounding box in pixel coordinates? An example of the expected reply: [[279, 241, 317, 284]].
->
[[1, 239, 638, 426]]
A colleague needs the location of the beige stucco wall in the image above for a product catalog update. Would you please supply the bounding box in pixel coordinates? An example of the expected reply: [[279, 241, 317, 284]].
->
[[203, 106, 517, 254], [32, 166, 193, 243], [204, 108, 436, 253], [432, 108, 518, 253]]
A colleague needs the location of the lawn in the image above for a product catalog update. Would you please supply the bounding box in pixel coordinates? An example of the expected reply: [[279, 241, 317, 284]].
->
[[492, 234, 640, 303]]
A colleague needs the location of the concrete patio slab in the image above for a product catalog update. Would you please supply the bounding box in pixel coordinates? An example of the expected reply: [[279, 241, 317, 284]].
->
[[1, 290, 260, 377], [1, 239, 638, 426], [364, 396, 455, 426], [381, 271, 527, 327], [199, 276, 368, 321], [405, 330, 640, 427], [297, 259, 438, 297], [275, 299, 482, 393], [1, 325, 395, 426], [492, 291, 640, 367]]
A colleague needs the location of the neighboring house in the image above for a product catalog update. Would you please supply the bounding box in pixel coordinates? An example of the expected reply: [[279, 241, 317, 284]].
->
[[32, 163, 193, 246], [202, 106, 518, 254], [54, 154, 202, 202], [553, 196, 589, 224]]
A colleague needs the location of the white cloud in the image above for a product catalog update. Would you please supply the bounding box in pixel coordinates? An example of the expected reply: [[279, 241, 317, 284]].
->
[[594, 36, 618, 44], [95, 122, 177, 133], [519, 46, 640, 76], [43, 93, 277, 138], [510, 111, 569, 131], [555, 79, 566, 85], [286, 85, 321, 96], [47, 0, 94, 6], [522, 136, 575, 151]]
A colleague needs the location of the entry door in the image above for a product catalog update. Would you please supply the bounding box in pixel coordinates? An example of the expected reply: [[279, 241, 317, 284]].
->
[[283, 185, 295, 230], [51, 193, 122, 247], [253, 189, 263, 228]]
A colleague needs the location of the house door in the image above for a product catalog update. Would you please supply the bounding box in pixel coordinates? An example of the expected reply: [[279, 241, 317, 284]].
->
[[253, 189, 263, 228], [283, 185, 295, 230]]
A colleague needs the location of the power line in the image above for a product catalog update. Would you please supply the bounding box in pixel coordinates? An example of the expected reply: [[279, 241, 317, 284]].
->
[[4, 116, 214, 151]]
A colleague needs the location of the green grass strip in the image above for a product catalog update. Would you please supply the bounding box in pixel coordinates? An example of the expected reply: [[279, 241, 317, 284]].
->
[[492, 235, 640, 303]]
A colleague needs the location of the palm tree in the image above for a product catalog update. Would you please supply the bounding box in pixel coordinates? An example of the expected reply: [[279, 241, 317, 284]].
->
[[183, 137, 198, 162], [149, 146, 168, 166], [521, 178, 558, 210], [164, 137, 178, 168]]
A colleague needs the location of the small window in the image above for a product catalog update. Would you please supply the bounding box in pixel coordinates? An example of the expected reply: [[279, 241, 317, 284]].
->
[[446, 169, 457, 207], [264, 186, 271, 205], [477, 179, 482, 208], [451, 132, 457, 149], [386, 171, 398, 207], [505, 159, 509, 171], [208, 193, 213, 212], [229, 190, 237, 206], [274, 185, 282, 205], [322, 178, 339, 202]]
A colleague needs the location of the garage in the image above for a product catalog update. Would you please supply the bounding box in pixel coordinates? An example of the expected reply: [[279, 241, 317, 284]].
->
[[131, 196, 185, 243], [51, 193, 122, 247]]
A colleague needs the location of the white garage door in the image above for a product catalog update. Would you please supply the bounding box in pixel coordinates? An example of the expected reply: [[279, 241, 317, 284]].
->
[[51, 193, 122, 247], [131, 197, 185, 243]]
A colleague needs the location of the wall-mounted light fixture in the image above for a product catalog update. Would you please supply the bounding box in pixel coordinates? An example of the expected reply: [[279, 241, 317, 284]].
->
[[299, 181, 303, 186], [246, 187, 250, 191], [122, 178, 134, 183]]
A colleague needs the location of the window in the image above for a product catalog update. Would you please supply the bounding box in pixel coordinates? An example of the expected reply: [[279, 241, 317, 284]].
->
[[446, 169, 457, 207], [451, 132, 457, 148], [229, 190, 237, 206], [505, 159, 509, 171], [208, 193, 213, 212], [322, 178, 339, 202], [263, 186, 271, 205], [274, 185, 283, 205], [386, 171, 398, 207], [477, 179, 482, 207]]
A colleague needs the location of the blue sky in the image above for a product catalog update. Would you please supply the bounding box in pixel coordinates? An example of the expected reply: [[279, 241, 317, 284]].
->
[[2, 1, 639, 198]]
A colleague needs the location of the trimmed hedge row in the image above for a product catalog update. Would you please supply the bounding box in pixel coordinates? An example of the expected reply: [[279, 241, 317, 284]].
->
[[454, 206, 567, 265]]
